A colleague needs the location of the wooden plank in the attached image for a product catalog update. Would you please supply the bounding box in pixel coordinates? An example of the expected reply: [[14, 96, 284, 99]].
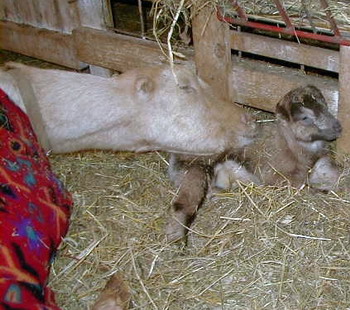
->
[[192, 6, 232, 101], [2, 0, 21, 23], [73, 26, 168, 72], [77, 0, 113, 29], [230, 56, 339, 114], [36, 0, 63, 31], [336, 45, 350, 155], [76, 0, 114, 76], [0, 20, 83, 69], [230, 31, 339, 73], [56, 0, 81, 33], [2, 0, 65, 32], [0, 0, 4, 19]]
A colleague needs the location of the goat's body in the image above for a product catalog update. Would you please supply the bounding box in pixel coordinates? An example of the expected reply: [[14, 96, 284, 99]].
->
[[239, 122, 327, 187], [168, 85, 342, 241], [0, 62, 255, 156]]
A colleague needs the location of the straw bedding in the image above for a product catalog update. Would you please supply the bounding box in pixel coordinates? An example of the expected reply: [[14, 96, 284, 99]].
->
[[151, 0, 350, 41], [1, 46, 350, 310], [49, 151, 350, 310]]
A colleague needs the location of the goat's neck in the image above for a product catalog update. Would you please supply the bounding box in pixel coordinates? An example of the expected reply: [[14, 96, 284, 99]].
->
[[277, 123, 324, 160]]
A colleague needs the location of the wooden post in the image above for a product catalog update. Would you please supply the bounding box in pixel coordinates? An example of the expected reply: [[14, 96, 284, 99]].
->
[[0, 1, 4, 20], [337, 45, 350, 155], [0, 20, 83, 69], [192, 5, 232, 102], [75, 0, 114, 76]]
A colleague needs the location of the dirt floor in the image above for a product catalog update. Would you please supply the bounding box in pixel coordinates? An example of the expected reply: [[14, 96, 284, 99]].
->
[[1, 50, 350, 310]]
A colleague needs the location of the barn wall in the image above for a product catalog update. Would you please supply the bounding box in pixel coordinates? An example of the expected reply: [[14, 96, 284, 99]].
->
[[0, 0, 113, 70], [0, 20, 81, 69], [1, 0, 75, 33], [77, 0, 113, 29]]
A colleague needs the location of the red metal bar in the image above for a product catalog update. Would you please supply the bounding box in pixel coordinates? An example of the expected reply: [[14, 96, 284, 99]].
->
[[319, 0, 341, 37], [273, 0, 293, 29], [217, 8, 350, 46]]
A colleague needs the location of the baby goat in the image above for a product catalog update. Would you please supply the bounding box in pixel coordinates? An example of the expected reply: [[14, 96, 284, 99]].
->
[[214, 85, 341, 191], [167, 85, 342, 241]]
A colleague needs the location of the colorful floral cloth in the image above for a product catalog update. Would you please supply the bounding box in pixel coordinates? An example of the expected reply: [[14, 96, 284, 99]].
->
[[0, 88, 72, 309]]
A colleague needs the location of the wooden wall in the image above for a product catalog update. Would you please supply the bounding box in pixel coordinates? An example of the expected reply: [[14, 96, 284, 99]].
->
[[1, 0, 76, 33], [0, 0, 113, 69]]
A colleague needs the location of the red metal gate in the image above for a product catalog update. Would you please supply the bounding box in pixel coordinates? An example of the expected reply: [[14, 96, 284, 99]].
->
[[218, 0, 350, 46]]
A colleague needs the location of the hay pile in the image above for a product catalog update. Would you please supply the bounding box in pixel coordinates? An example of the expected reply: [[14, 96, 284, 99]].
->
[[151, 0, 350, 43], [223, 0, 350, 29], [48, 150, 350, 310], [1, 51, 350, 310]]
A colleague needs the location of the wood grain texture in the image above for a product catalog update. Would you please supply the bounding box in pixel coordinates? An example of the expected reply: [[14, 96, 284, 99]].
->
[[0, 20, 83, 69], [75, 0, 114, 76], [230, 56, 339, 114], [77, 0, 113, 29], [336, 45, 350, 154], [192, 6, 232, 101], [1, 0, 70, 32], [230, 31, 339, 73], [73, 26, 168, 71]]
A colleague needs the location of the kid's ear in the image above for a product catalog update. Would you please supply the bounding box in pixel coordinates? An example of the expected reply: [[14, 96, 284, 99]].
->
[[276, 90, 303, 121], [276, 86, 308, 121], [275, 98, 290, 121]]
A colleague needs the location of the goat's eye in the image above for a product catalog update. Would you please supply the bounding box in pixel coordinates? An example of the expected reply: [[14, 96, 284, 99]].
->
[[180, 85, 196, 93], [300, 115, 313, 125]]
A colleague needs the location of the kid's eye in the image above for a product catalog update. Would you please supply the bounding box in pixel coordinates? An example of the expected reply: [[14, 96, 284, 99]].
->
[[300, 115, 313, 125]]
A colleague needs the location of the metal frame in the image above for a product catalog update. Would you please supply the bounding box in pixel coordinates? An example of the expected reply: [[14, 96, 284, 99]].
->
[[218, 0, 350, 46]]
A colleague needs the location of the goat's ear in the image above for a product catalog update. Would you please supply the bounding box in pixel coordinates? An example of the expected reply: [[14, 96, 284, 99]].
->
[[276, 87, 305, 121], [275, 96, 291, 121], [135, 76, 155, 95]]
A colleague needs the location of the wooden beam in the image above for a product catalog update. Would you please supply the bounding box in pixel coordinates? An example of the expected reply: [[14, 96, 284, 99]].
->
[[0, 20, 83, 69], [230, 31, 339, 73], [75, 0, 114, 77], [230, 56, 339, 114], [336, 45, 350, 155], [192, 6, 232, 101], [73, 26, 168, 72]]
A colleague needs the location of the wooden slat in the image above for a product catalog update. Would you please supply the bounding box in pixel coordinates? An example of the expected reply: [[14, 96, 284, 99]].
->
[[0, 3, 4, 20], [230, 31, 339, 73], [0, 20, 83, 69], [2, 0, 66, 32], [337, 45, 350, 155], [2, 0, 79, 33], [55, 0, 80, 33], [73, 26, 169, 71], [192, 6, 232, 101], [77, 0, 113, 29], [230, 56, 339, 114], [2, 0, 21, 23], [76, 0, 114, 76]]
